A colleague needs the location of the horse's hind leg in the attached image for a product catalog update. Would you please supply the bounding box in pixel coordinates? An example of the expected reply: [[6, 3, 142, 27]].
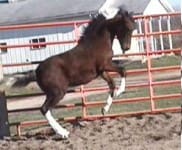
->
[[41, 90, 69, 138], [101, 71, 115, 115]]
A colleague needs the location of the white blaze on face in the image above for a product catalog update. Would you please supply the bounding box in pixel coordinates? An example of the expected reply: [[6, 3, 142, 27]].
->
[[99, 0, 120, 19]]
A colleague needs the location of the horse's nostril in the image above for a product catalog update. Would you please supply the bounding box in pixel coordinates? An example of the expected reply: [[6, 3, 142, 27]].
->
[[122, 46, 130, 51], [125, 44, 131, 50]]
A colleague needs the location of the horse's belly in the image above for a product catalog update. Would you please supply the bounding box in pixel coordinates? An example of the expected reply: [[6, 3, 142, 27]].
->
[[69, 72, 97, 86]]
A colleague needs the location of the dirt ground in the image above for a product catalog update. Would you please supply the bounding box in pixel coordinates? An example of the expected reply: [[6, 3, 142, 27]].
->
[[0, 113, 181, 150]]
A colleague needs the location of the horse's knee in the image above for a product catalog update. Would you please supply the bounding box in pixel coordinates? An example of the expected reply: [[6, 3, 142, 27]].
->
[[109, 81, 115, 95], [119, 67, 126, 77], [109, 82, 115, 97]]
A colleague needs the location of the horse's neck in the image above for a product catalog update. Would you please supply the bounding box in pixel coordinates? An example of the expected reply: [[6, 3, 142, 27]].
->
[[77, 28, 113, 53]]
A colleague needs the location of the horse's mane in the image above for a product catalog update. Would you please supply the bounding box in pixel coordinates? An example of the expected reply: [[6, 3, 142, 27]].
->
[[78, 8, 134, 44], [78, 14, 106, 43]]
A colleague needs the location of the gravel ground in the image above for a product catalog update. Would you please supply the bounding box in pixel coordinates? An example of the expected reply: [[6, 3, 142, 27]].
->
[[0, 113, 181, 150]]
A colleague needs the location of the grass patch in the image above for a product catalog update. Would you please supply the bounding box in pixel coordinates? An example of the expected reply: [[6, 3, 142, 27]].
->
[[125, 55, 180, 70], [151, 55, 180, 68], [86, 87, 150, 102], [156, 98, 181, 109], [154, 85, 181, 95]]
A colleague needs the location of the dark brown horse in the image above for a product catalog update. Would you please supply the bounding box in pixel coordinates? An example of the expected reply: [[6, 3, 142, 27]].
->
[[13, 8, 135, 138]]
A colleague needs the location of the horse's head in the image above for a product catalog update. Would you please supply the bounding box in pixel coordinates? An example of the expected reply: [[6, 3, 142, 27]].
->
[[107, 9, 135, 53]]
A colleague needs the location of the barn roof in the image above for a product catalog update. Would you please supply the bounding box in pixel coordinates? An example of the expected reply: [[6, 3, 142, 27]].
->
[[0, 0, 172, 26], [0, 0, 104, 25]]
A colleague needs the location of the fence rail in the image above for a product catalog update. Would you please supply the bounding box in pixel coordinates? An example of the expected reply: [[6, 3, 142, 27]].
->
[[0, 12, 181, 136]]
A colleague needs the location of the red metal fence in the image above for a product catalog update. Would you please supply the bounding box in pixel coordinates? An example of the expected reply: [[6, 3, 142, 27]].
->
[[0, 12, 181, 136]]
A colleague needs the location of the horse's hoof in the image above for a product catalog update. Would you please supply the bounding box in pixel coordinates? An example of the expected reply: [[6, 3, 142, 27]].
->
[[58, 130, 70, 139], [63, 131, 70, 139]]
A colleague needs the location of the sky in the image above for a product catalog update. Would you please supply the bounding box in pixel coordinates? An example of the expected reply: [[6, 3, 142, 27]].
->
[[167, 0, 180, 10]]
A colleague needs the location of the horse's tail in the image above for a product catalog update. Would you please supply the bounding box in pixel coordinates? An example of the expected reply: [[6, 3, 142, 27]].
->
[[12, 70, 36, 87]]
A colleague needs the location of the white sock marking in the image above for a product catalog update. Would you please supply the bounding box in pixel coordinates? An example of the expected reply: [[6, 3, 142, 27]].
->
[[116, 77, 126, 97], [45, 110, 69, 138], [103, 95, 113, 113]]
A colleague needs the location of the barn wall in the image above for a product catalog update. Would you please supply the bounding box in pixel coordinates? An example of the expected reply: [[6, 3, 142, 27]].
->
[[0, 26, 76, 74]]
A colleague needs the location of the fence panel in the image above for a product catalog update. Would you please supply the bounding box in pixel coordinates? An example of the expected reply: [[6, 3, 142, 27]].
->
[[0, 13, 181, 136]]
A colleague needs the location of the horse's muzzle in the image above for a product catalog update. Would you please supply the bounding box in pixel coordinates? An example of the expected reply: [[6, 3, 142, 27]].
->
[[122, 45, 130, 52]]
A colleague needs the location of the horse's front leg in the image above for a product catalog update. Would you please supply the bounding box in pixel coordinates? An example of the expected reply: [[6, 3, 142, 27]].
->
[[105, 64, 126, 97], [115, 66, 126, 97], [101, 71, 115, 115]]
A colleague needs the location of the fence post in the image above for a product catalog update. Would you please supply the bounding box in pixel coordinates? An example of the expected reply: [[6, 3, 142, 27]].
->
[[0, 91, 10, 139], [0, 57, 4, 81], [144, 16, 155, 112], [81, 86, 87, 119]]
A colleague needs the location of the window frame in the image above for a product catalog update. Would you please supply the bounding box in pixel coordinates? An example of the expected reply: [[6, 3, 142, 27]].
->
[[0, 42, 8, 54], [29, 37, 46, 50]]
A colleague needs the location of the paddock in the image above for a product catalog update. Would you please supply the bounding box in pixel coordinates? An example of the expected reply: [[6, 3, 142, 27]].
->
[[0, 12, 181, 149]]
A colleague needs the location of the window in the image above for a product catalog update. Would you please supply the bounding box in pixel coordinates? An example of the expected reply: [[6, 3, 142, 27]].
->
[[29, 37, 46, 50], [0, 42, 8, 53]]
